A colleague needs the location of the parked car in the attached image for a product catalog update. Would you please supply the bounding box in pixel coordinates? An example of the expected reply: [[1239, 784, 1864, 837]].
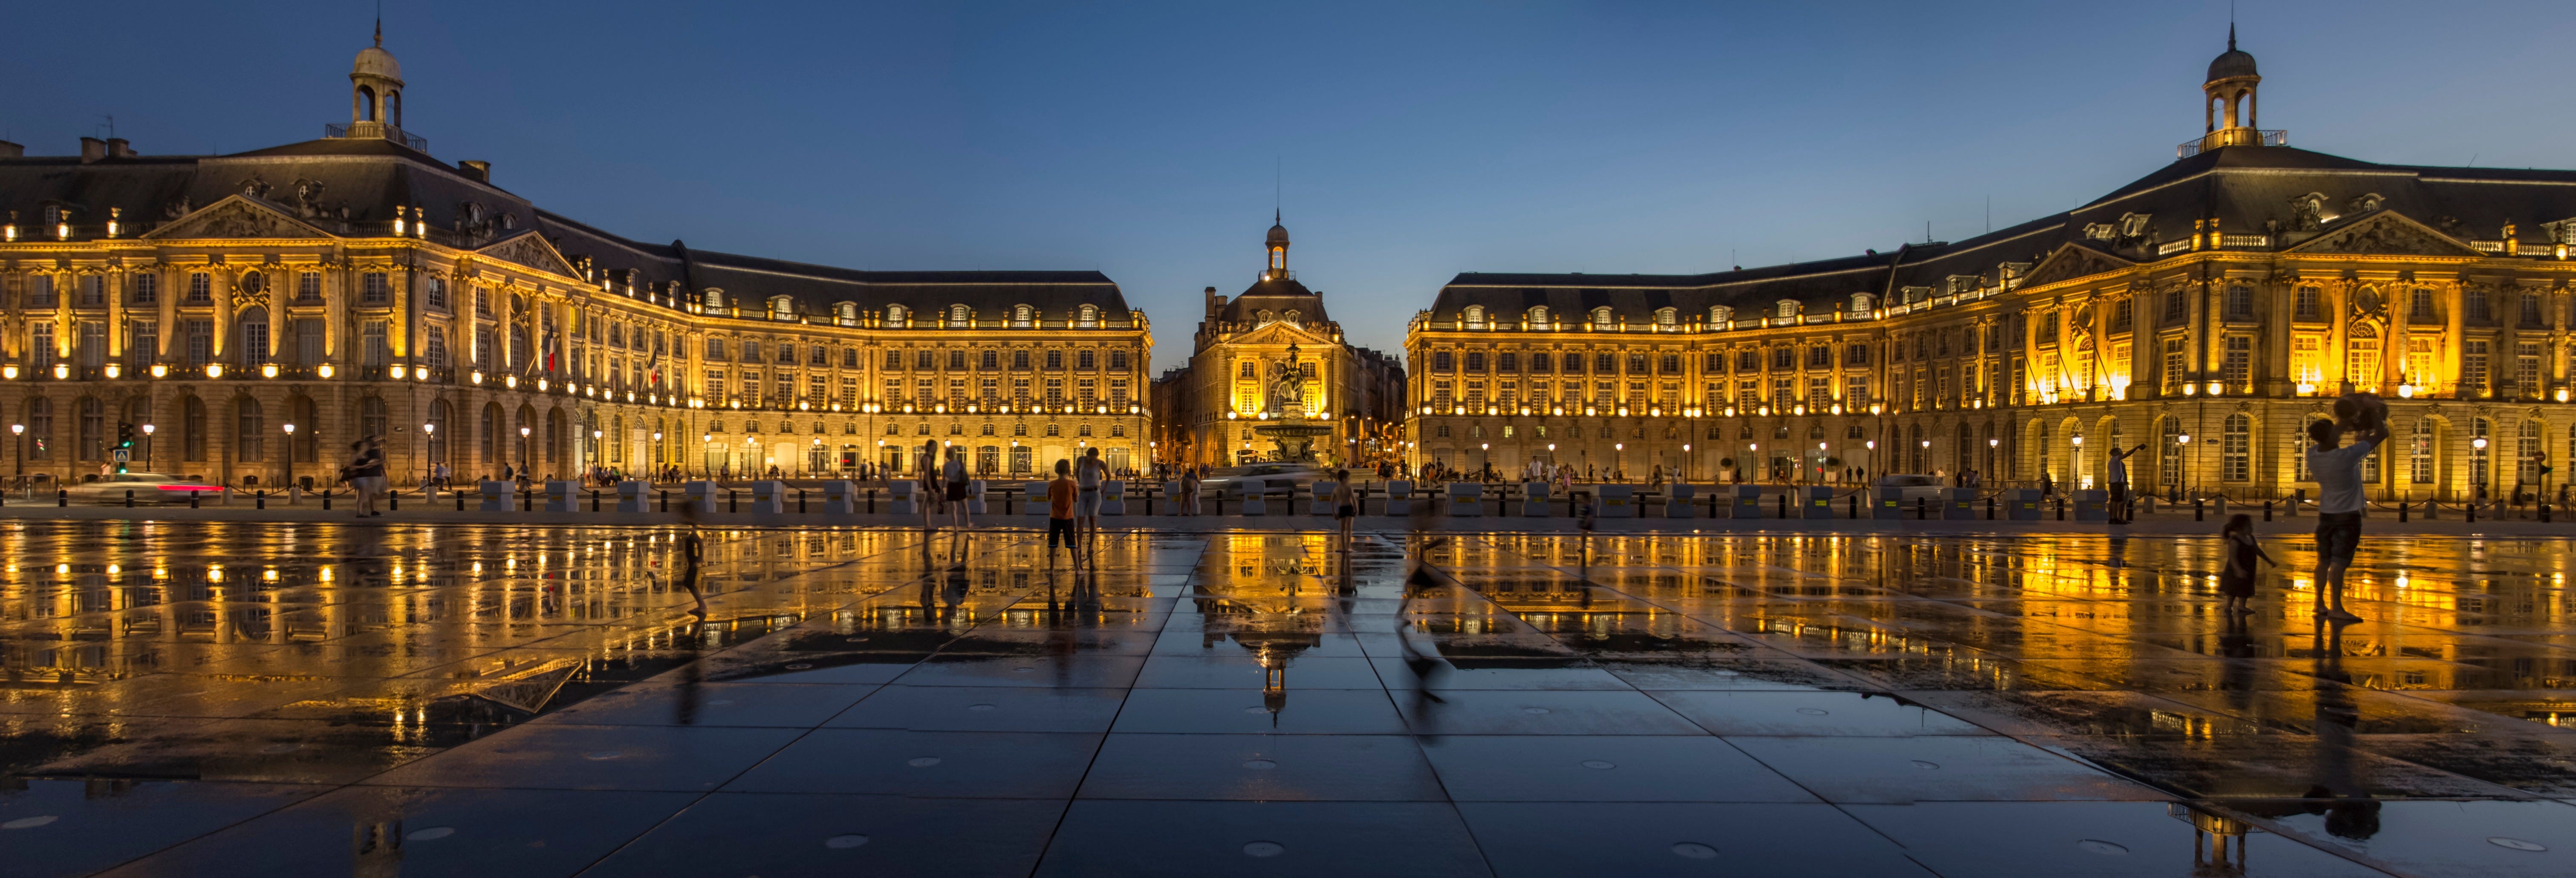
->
[[1198, 463, 1324, 498], [1871, 474, 1950, 501], [58, 473, 227, 504]]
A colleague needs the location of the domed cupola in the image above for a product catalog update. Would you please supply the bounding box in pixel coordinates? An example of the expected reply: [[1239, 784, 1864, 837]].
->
[[1264, 210, 1291, 279], [346, 22, 409, 141], [2195, 25, 2270, 153]]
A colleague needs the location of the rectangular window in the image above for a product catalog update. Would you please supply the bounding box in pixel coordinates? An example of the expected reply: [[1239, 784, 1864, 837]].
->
[[2409, 288, 2434, 321], [841, 377, 858, 407], [2162, 291, 2186, 322], [2223, 285, 2253, 320], [295, 319, 325, 365], [1845, 376, 1868, 405], [297, 272, 322, 302], [1807, 377, 1829, 404], [2518, 343, 2541, 396], [2521, 293, 2544, 327], [1431, 380, 1453, 409], [1464, 380, 1486, 409], [1773, 378, 1793, 405], [362, 320, 388, 367], [75, 322, 104, 369], [1499, 352, 1518, 372], [1044, 378, 1064, 404], [27, 323, 53, 369], [361, 272, 388, 304], [2291, 336, 2322, 384], [742, 341, 763, 363], [2161, 338, 2187, 392], [2409, 338, 2435, 386], [187, 273, 212, 303], [425, 328, 448, 368], [709, 372, 728, 398], [2468, 290, 2491, 322], [127, 320, 156, 368], [427, 277, 448, 309], [29, 275, 56, 308], [130, 273, 157, 305], [238, 319, 269, 367], [1737, 380, 1759, 406], [811, 374, 829, 402], [2222, 336, 2251, 387], [1464, 351, 1484, 372], [1012, 378, 1031, 404], [475, 327, 495, 369], [2464, 340, 2489, 393], [2295, 286, 2320, 320], [706, 338, 728, 361], [1109, 379, 1129, 406]]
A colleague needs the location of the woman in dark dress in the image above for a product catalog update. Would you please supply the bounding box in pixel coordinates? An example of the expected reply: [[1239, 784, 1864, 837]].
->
[[2218, 513, 2275, 615]]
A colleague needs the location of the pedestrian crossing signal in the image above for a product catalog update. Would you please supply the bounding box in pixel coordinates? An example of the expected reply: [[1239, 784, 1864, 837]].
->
[[116, 421, 135, 449]]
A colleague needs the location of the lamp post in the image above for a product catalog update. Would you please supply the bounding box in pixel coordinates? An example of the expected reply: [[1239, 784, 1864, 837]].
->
[[1613, 442, 1625, 482], [2175, 432, 2191, 500], [2070, 433, 2084, 489], [1863, 439, 1874, 485], [10, 423, 21, 477], [653, 432, 663, 478], [142, 423, 155, 473], [282, 423, 296, 489], [2474, 435, 2491, 504], [421, 422, 435, 487], [518, 426, 531, 480], [1986, 436, 1998, 488], [592, 429, 604, 475]]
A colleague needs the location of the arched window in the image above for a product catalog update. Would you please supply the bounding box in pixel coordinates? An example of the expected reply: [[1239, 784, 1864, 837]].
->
[[1013, 305, 1033, 327], [1775, 300, 1798, 320], [357, 86, 377, 121], [2346, 322, 2380, 389], [769, 297, 796, 321], [75, 396, 103, 461], [1256, 309, 1275, 324], [2472, 417, 2493, 494], [1589, 307, 1613, 327], [1850, 293, 1874, 313], [1710, 305, 1732, 324], [1283, 309, 1301, 327], [702, 289, 726, 310], [2222, 413, 2251, 482], [886, 304, 907, 325], [837, 302, 859, 326], [949, 305, 970, 326], [2520, 419, 2545, 489], [2160, 416, 2183, 489], [1078, 304, 1100, 326], [1654, 307, 1677, 328], [2411, 418, 2437, 485], [1463, 305, 1486, 328], [1527, 305, 1548, 325], [237, 397, 266, 464], [387, 90, 401, 128]]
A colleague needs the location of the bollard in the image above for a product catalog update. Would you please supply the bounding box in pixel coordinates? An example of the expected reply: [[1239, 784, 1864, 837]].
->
[[1777, 492, 1789, 518], [456, 489, 465, 511], [868, 489, 877, 514], [2467, 501, 2477, 524], [2398, 501, 2409, 522], [661, 490, 670, 512], [1215, 495, 1225, 516], [390, 488, 399, 511], [190, 492, 200, 509], [1915, 497, 1926, 520], [2193, 498, 2204, 521], [58, 489, 68, 507], [1848, 493, 1859, 518], [798, 489, 808, 514], [125, 489, 134, 508], [1987, 497, 1996, 520], [2264, 500, 2273, 522], [256, 489, 266, 510], [592, 490, 601, 512], [521, 488, 531, 512], [2055, 497, 2065, 521], [1708, 492, 1720, 518], [730, 490, 739, 513], [2544, 502, 2553, 524]]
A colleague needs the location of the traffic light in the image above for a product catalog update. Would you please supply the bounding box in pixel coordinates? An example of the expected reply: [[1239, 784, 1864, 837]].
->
[[116, 421, 134, 449]]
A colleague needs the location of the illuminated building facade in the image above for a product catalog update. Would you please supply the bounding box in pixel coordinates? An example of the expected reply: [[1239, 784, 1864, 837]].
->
[[1407, 34, 2576, 501], [0, 35, 1150, 487], [1152, 217, 1405, 469]]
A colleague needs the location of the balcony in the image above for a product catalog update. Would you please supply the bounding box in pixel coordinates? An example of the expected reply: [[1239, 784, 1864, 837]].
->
[[2176, 128, 2286, 158], [324, 122, 430, 153]]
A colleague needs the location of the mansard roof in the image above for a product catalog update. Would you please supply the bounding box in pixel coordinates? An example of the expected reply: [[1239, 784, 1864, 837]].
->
[[0, 136, 1134, 321], [1427, 144, 2576, 325], [1213, 275, 1330, 326]]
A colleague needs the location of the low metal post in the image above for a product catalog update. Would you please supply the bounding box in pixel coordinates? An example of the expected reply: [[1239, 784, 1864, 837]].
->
[[1848, 492, 1858, 518], [124, 489, 133, 508], [1987, 497, 1996, 520], [1915, 497, 1926, 520], [456, 489, 465, 511], [521, 488, 531, 512], [1778, 492, 1789, 518], [58, 489, 68, 507], [2193, 498, 2204, 521], [868, 489, 877, 513], [660, 490, 670, 512], [2263, 500, 2273, 522], [592, 490, 601, 512], [2055, 497, 2065, 521], [390, 489, 399, 511], [2467, 500, 2477, 524], [189, 492, 199, 509], [730, 490, 739, 513], [797, 489, 807, 514], [2399, 501, 2409, 523], [255, 489, 265, 510], [322, 489, 331, 511]]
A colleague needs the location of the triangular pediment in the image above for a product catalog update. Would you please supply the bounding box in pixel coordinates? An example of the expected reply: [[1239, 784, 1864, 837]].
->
[[476, 230, 582, 279], [1233, 321, 1334, 346], [2021, 243, 2134, 288], [2287, 210, 2486, 257], [142, 195, 331, 240]]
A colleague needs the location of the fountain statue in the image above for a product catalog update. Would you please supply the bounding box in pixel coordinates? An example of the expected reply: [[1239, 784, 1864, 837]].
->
[[1252, 343, 1332, 462]]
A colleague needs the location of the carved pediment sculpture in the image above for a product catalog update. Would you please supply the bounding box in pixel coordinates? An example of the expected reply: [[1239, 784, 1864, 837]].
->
[[143, 196, 329, 240], [2021, 243, 2134, 288], [2287, 212, 2484, 257], [476, 230, 583, 280]]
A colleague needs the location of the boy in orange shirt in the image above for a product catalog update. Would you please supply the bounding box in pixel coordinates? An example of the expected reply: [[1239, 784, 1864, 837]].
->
[[1047, 459, 1079, 565]]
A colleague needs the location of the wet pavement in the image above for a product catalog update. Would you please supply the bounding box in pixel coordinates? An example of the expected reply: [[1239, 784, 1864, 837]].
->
[[3, 521, 2573, 876]]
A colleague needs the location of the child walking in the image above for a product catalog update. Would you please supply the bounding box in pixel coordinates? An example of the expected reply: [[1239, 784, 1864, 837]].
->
[[2219, 513, 2275, 615]]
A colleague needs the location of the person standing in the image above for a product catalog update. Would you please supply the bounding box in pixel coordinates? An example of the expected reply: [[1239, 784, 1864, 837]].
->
[[2107, 443, 2145, 523], [2305, 417, 2385, 623], [1332, 468, 1359, 573], [1075, 447, 1107, 561], [941, 445, 973, 564], [1180, 467, 1202, 516], [353, 437, 386, 517], [2217, 513, 2275, 616], [1046, 459, 1079, 565]]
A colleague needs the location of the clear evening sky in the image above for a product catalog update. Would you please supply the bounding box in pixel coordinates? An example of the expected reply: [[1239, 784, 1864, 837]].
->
[[6, 1, 2572, 371]]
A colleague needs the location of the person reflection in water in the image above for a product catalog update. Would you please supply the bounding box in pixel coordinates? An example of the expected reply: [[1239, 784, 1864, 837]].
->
[[2304, 618, 2380, 841]]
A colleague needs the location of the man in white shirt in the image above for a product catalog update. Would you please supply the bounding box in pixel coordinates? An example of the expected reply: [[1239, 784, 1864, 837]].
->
[[2305, 418, 2386, 622]]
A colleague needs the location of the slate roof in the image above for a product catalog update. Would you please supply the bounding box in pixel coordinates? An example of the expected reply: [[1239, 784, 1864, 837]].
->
[[0, 136, 1132, 322], [1426, 144, 2576, 324]]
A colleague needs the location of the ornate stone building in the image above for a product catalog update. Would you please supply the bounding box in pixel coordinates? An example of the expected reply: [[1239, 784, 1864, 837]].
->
[[1151, 217, 1405, 470], [1408, 34, 2576, 501], [0, 35, 1150, 488]]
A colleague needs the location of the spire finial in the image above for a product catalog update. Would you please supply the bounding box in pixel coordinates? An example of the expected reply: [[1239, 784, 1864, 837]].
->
[[2227, 22, 2235, 51], [374, 0, 384, 47]]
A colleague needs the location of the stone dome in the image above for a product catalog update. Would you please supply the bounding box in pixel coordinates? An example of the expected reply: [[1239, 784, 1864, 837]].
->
[[353, 45, 404, 83], [1266, 221, 1290, 247], [2206, 29, 2256, 82]]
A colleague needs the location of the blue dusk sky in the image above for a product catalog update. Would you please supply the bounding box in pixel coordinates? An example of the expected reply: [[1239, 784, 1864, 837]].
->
[[5, 1, 2572, 371]]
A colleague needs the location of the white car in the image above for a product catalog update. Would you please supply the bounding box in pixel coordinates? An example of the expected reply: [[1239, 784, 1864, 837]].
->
[[59, 473, 228, 504], [1198, 463, 1324, 498], [1871, 474, 1952, 501]]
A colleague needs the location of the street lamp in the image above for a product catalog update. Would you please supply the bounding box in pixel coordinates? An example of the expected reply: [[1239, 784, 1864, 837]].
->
[[282, 423, 296, 489], [2175, 432, 2191, 500], [592, 429, 604, 474], [9, 423, 21, 477], [518, 426, 531, 479], [2474, 436, 2491, 504], [422, 422, 436, 487], [1986, 436, 1998, 487], [142, 423, 155, 473]]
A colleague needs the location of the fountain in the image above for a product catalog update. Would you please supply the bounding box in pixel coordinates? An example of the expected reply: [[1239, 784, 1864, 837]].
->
[[1252, 344, 1332, 462]]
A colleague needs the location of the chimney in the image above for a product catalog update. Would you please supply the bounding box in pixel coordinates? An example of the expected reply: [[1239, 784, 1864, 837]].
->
[[0, 141, 24, 158], [457, 160, 490, 182], [106, 138, 134, 158], [79, 137, 106, 163], [1204, 286, 1222, 318]]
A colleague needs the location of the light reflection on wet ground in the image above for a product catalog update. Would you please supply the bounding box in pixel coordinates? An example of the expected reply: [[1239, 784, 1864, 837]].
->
[[3, 521, 2574, 875]]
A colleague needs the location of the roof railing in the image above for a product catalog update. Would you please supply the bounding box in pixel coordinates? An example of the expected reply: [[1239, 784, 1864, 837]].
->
[[324, 122, 430, 153], [2176, 129, 2286, 158]]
